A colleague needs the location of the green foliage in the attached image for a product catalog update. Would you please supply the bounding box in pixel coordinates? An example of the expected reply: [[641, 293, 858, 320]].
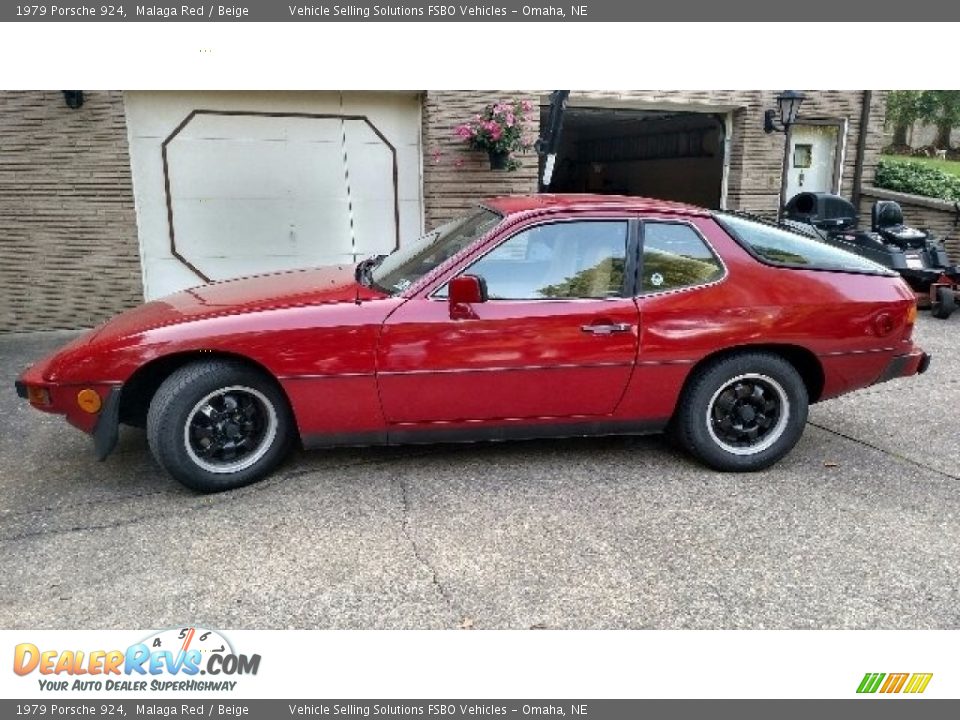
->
[[539, 257, 625, 299], [881, 155, 960, 179], [641, 251, 723, 289], [886, 90, 960, 148], [875, 158, 960, 202], [885, 91, 937, 127], [930, 90, 960, 128]]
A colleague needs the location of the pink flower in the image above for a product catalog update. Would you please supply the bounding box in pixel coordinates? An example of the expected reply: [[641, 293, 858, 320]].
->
[[504, 112, 516, 127], [454, 123, 474, 139], [521, 100, 533, 112], [483, 120, 503, 141]]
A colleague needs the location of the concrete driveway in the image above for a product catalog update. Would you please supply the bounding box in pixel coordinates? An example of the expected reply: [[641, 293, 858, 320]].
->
[[1, 318, 958, 629]]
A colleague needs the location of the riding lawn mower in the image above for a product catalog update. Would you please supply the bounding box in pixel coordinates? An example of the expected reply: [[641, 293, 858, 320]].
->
[[783, 192, 960, 319]]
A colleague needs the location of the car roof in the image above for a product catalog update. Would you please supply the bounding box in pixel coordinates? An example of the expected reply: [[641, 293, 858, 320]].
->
[[483, 193, 710, 218]]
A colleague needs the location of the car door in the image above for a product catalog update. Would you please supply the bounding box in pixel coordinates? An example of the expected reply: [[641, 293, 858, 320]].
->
[[376, 217, 640, 424]]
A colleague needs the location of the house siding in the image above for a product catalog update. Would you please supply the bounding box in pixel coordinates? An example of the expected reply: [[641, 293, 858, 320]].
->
[[0, 89, 889, 332], [0, 91, 142, 333], [422, 90, 888, 225], [421, 91, 541, 229]]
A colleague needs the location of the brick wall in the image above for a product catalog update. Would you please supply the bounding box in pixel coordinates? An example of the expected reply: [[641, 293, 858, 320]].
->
[[422, 90, 887, 225], [0, 90, 889, 333], [0, 91, 142, 333], [422, 91, 540, 228]]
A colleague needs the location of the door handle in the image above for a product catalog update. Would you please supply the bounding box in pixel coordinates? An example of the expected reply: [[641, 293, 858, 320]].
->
[[581, 322, 633, 335]]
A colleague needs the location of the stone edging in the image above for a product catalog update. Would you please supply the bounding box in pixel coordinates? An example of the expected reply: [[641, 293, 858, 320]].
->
[[862, 184, 960, 213]]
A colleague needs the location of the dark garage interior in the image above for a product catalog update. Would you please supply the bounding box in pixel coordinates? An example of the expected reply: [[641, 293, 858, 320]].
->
[[542, 106, 727, 208]]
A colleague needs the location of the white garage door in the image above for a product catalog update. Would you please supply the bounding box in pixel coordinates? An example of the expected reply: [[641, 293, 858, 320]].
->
[[124, 91, 423, 300]]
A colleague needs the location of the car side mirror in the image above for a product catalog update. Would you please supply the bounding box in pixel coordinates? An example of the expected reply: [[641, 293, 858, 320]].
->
[[449, 275, 488, 304], [448, 275, 487, 318]]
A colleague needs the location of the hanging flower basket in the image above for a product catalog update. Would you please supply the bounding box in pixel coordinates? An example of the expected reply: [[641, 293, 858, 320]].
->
[[454, 99, 536, 172], [487, 150, 510, 170]]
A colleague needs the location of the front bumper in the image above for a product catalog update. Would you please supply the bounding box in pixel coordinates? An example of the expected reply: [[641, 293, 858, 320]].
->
[[874, 349, 931, 385], [15, 374, 123, 459]]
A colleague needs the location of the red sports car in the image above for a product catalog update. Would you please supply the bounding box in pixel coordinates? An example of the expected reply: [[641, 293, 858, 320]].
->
[[15, 195, 929, 492]]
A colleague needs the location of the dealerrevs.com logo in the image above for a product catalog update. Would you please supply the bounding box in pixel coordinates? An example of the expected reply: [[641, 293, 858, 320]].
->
[[13, 627, 261, 692], [857, 673, 933, 695]]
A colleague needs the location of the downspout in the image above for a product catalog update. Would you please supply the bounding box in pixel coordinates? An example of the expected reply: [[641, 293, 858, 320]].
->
[[851, 90, 872, 211]]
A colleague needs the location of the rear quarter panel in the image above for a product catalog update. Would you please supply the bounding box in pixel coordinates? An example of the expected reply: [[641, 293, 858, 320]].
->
[[619, 215, 916, 420]]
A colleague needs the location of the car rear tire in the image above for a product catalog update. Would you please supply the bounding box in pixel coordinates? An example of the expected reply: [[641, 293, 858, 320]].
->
[[146, 360, 294, 492], [931, 286, 956, 319], [674, 352, 808, 472]]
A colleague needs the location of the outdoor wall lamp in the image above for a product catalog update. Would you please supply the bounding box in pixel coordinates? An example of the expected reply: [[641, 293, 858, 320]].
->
[[62, 91, 84, 109], [764, 90, 805, 133]]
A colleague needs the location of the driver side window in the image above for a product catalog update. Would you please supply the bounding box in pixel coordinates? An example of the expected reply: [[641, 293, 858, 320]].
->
[[447, 220, 628, 300]]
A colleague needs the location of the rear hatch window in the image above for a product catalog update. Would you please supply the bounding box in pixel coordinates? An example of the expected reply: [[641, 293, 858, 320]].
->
[[716, 213, 894, 276]]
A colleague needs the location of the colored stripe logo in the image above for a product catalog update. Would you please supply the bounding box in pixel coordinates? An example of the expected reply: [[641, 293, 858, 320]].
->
[[857, 672, 933, 694]]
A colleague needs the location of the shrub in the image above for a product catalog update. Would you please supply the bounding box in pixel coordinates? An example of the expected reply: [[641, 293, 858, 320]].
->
[[875, 159, 960, 202]]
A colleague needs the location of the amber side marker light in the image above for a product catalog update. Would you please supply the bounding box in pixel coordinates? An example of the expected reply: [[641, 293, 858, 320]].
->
[[76, 388, 102, 414], [27, 386, 51, 407]]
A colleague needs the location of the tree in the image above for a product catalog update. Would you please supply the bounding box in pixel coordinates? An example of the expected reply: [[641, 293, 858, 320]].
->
[[927, 90, 960, 149], [886, 91, 927, 146], [885, 90, 960, 150]]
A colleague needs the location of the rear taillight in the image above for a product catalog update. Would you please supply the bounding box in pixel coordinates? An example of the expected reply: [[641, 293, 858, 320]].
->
[[903, 303, 917, 341]]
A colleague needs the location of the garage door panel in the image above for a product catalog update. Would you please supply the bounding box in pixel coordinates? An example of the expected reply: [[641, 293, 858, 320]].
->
[[398, 199, 424, 245], [351, 198, 399, 257], [342, 120, 382, 145], [286, 199, 355, 259], [282, 142, 352, 198], [179, 114, 290, 143], [196, 255, 341, 283], [339, 93, 422, 145], [396, 145, 424, 201], [344, 144, 394, 202], [172, 198, 296, 259], [125, 92, 422, 300], [281, 117, 346, 143], [174, 198, 355, 261], [143, 257, 209, 298], [168, 139, 290, 199]]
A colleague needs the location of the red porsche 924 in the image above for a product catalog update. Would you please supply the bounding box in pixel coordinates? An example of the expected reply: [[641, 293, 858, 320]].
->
[[16, 195, 929, 492]]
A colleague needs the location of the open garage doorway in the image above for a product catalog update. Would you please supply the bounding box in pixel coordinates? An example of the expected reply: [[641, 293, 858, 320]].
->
[[543, 105, 729, 209]]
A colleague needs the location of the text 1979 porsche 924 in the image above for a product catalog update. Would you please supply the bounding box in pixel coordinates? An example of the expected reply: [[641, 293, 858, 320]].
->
[[16, 195, 930, 492]]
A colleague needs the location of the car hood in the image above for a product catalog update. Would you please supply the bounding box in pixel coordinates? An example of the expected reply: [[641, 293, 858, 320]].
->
[[89, 264, 387, 344]]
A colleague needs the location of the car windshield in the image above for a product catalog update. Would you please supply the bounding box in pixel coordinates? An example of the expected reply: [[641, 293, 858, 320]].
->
[[370, 208, 502, 294]]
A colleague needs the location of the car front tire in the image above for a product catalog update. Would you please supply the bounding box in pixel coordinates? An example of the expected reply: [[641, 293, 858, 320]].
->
[[146, 360, 294, 492], [674, 352, 808, 472]]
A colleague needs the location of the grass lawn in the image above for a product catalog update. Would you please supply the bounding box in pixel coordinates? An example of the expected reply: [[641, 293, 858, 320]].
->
[[881, 154, 960, 178]]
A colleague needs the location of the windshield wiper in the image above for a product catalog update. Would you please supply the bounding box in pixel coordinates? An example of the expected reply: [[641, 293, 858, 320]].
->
[[354, 254, 387, 286]]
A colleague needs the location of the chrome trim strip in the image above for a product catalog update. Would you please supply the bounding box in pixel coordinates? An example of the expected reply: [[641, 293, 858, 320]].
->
[[280, 359, 696, 380], [378, 361, 634, 377], [820, 347, 895, 357], [277, 372, 374, 380], [636, 359, 696, 366]]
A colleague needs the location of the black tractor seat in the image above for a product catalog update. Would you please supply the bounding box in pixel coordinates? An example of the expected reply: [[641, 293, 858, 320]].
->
[[871, 200, 929, 248]]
